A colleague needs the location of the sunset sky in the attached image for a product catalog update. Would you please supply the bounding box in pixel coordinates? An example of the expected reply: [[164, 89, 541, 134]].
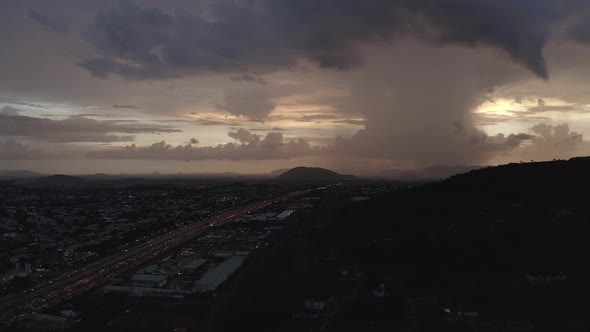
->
[[3, 0, 590, 175]]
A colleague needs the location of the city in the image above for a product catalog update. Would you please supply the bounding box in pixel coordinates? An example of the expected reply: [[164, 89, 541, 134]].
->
[[0, 174, 403, 330], [4, 1, 590, 331]]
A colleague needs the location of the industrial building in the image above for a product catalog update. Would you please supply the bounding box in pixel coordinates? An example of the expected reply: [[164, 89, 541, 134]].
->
[[103, 285, 192, 299], [136, 264, 158, 274], [193, 255, 246, 292], [181, 258, 207, 274], [130, 274, 167, 288]]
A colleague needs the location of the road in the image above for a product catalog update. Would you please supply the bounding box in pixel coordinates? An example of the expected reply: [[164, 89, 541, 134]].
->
[[0, 189, 314, 323]]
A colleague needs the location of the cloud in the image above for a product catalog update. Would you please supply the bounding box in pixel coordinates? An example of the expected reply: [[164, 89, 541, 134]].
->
[[530, 123, 583, 145], [403, 0, 561, 79], [88, 132, 323, 161], [296, 114, 342, 122], [189, 138, 199, 144], [325, 42, 528, 166], [528, 105, 579, 113], [0, 111, 181, 143], [1, 106, 21, 116], [0, 140, 42, 160], [192, 118, 243, 126], [78, 0, 576, 80], [228, 128, 255, 143], [28, 9, 68, 35], [0, 98, 49, 109], [469, 131, 535, 152], [332, 119, 367, 126], [5, 1, 590, 172], [112, 104, 139, 109], [498, 123, 590, 162], [228, 75, 267, 84], [214, 90, 276, 120]]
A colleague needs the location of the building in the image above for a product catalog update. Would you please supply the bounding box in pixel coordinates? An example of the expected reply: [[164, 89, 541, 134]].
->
[[181, 258, 207, 274], [276, 210, 295, 220], [103, 285, 192, 299], [193, 255, 245, 292], [130, 274, 167, 288], [60, 310, 79, 319], [129, 287, 192, 299], [137, 264, 158, 274], [103, 285, 129, 295]]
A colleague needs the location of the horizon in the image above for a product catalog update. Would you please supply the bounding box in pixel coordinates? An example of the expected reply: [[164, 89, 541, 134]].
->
[[0, 157, 576, 179]]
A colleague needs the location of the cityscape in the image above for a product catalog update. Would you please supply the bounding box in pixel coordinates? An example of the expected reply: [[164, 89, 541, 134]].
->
[[4, 0, 590, 331], [0, 172, 405, 330]]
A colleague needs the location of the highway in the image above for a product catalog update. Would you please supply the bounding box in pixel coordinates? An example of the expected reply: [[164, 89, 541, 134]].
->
[[0, 190, 312, 323]]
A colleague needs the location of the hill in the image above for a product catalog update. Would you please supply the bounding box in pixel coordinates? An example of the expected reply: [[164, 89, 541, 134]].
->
[[277, 167, 357, 182], [24, 174, 88, 187], [0, 170, 44, 179], [268, 168, 290, 177], [321, 157, 590, 323], [377, 164, 483, 180]]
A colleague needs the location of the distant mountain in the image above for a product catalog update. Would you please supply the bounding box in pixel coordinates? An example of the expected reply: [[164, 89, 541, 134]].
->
[[277, 167, 357, 182], [268, 168, 290, 177], [27, 174, 88, 186], [0, 170, 44, 179], [80, 173, 119, 181]]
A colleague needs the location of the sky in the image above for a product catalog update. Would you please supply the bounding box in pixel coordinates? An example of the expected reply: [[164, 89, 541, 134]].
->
[[3, 0, 590, 175]]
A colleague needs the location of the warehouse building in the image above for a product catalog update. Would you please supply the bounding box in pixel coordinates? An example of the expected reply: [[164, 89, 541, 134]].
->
[[181, 258, 207, 274], [193, 255, 245, 292], [130, 274, 167, 288]]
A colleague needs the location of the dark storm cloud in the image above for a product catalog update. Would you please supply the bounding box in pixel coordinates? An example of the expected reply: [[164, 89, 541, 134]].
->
[[404, 0, 563, 79], [88, 132, 322, 160], [6, 0, 590, 170], [78, 0, 574, 80], [28, 9, 69, 35], [566, 2, 590, 45], [0, 111, 181, 143]]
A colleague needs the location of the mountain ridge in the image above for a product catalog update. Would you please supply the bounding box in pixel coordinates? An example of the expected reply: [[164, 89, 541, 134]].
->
[[277, 166, 357, 182]]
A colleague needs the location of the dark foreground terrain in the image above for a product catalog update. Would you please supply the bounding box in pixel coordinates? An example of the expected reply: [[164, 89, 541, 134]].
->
[[4, 159, 590, 331], [214, 158, 590, 331]]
